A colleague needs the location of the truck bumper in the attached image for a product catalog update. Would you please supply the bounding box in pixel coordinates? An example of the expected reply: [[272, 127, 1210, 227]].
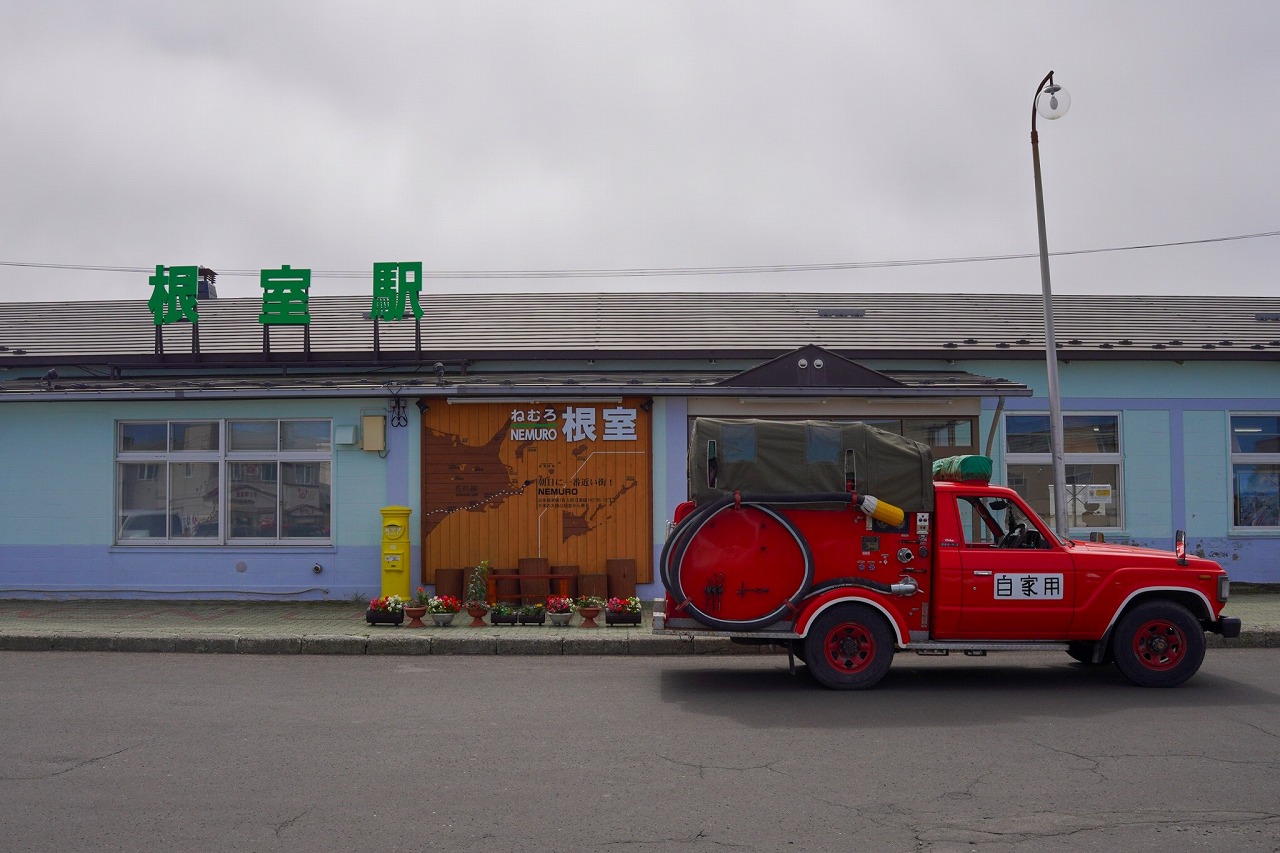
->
[[1213, 616, 1242, 638]]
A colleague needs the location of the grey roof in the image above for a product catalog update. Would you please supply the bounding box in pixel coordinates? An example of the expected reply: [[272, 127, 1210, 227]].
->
[[0, 366, 1030, 401], [1, 291, 1278, 365]]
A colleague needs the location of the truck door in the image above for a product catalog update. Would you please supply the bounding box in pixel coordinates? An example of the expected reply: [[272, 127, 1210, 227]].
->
[[952, 493, 1074, 640]]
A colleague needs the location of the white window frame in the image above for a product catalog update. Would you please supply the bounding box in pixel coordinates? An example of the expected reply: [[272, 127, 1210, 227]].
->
[[1003, 411, 1124, 532], [1228, 412, 1280, 533], [115, 419, 332, 545]]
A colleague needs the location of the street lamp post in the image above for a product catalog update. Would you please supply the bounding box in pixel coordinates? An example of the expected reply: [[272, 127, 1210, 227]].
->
[[1031, 71, 1071, 537]]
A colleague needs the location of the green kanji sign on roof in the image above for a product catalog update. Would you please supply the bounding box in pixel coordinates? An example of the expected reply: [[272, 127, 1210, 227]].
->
[[260, 264, 311, 325], [147, 265, 199, 326], [371, 262, 424, 321]]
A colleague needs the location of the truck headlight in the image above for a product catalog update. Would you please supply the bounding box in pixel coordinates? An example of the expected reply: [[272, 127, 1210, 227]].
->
[[1218, 575, 1230, 603]]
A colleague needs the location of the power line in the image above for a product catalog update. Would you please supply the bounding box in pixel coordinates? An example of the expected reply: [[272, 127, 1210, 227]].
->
[[1, 230, 1276, 281]]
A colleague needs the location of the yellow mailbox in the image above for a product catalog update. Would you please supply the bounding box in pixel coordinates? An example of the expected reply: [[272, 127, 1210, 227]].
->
[[379, 506, 412, 599]]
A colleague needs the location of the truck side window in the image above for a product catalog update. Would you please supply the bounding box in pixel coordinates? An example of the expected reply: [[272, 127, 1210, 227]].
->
[[958, 496, 1048, 549], [956, 496, 1004, 547]]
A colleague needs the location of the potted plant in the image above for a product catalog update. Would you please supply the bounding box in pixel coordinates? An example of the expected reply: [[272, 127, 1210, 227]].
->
[[489, 601, 518, 625], [464, 560, 491, 626], [518, 602, 546, 625], [546, 595, 574, 627], [365, 594, 406, 626], [426, 593, 461, 627], [575, 595, 605, 629], [404, 587, 431, 628], [605, 595, 643, 626]]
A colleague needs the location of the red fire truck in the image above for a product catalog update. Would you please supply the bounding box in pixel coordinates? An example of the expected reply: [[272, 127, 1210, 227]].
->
[[656, 418, 1240, 689]]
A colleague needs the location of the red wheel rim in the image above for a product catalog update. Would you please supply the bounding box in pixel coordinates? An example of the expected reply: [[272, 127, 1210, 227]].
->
[[1131, 619, 1186, 671], [822, 621, 876, 673]]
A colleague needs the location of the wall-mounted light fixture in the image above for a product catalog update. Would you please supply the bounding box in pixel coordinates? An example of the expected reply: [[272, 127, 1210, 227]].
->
[[415, 399, 429, 415]]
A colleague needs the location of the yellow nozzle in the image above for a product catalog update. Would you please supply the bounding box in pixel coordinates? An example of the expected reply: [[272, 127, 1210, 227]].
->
[[858, 494, 905, 528]]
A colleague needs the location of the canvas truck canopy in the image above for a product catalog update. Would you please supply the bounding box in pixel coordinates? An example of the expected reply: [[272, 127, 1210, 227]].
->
[[689, 418, 934, 511]]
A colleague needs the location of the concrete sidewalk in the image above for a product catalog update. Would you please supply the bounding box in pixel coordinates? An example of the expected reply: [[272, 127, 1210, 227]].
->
[[0, 592, 1276, 655]]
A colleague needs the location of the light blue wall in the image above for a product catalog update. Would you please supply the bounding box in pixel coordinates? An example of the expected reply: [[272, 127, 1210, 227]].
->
[[967, 359, 1280, 582], [0, 398, 419, 600], [1183, 410, 1230, 538], [1121, 410, 1172, 540], [4, 353, 1278, 598], [640, 396, 689, 602]]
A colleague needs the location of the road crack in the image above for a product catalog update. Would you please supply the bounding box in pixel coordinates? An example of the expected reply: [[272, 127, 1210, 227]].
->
[[0, 742, 142, 780]]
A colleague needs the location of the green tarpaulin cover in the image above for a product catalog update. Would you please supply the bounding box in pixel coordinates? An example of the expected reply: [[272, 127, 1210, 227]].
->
[[689, 418, 934, 511], [932, 455, 993, 483]]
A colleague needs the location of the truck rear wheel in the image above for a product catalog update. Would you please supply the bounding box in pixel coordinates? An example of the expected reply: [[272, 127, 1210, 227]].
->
[[1112, 601, 1206, 688], [804, 604, 893, 690]]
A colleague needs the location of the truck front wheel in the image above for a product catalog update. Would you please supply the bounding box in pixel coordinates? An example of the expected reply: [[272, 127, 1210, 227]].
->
[[804, 604, 894, 690], [1112, 601, 1206, 688]]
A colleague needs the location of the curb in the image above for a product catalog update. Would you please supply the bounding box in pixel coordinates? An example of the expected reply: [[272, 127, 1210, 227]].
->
[[0, 630, 1275, 655], [1207, 630, 1280, 649]]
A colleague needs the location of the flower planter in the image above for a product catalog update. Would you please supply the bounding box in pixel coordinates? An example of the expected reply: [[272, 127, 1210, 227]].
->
[[577, 606, 602, 629], [519, 612, 546, 625], [605, 611, 642, 626], [465, 605, 489, 627], [490, 613, 519, 626], [365, 608, 404, 626], [404, 605, 428, 628], [429, 611, 458, 627], [548, 612, 573, 627]]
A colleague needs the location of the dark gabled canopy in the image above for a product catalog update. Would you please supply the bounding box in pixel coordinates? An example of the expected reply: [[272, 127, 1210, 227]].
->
[[716, 344, 905, 389]]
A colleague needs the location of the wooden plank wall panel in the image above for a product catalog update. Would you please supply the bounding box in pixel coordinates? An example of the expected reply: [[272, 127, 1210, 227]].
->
[[421, 398, 652, 584]]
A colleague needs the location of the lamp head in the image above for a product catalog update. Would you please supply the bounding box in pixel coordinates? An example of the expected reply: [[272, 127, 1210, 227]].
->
[[1036, 82, 1071, 120]]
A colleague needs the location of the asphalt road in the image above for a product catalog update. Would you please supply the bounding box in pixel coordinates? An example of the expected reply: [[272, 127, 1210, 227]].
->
[[2, 649, 1277, 852]]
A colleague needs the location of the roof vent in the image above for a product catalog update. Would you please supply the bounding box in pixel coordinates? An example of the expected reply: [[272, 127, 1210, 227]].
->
[[1255, 313, 1280, 322], [817, 309, 866, 318]]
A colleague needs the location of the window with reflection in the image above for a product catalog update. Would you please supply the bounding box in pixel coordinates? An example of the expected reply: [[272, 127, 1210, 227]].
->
[[1005, 414, 1121, 530], [1231, 415, 1280, 529], [116, 419, 331, 544]]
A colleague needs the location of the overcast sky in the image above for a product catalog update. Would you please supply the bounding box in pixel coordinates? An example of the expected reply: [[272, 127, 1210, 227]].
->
[[2, 1, 1276, 303]]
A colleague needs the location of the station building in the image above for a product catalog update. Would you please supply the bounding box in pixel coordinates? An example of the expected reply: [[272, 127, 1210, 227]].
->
[[1, 280, 1277, 601]]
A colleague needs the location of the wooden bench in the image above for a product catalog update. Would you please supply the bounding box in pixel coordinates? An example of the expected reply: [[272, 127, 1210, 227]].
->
[[486, 573, 575, 604]]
